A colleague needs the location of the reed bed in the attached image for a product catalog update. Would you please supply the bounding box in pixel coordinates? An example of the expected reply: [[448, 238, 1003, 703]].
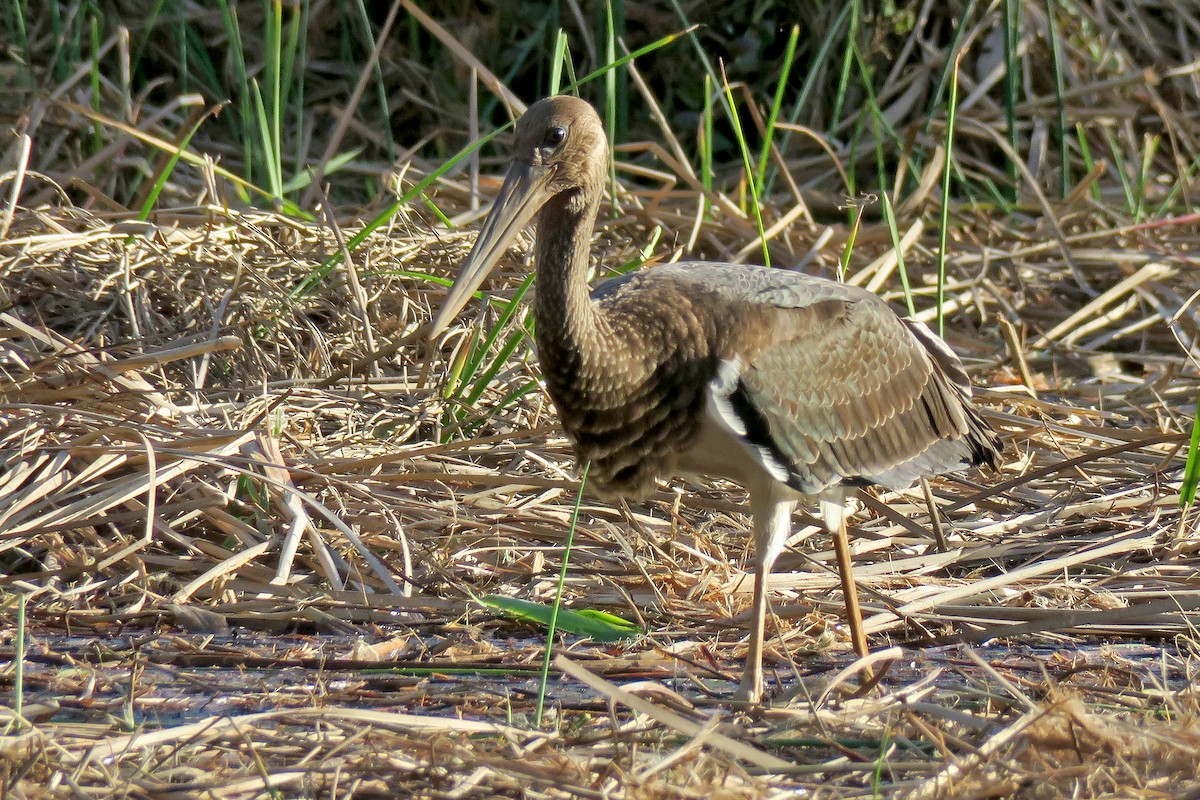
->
[[3, 1, 1200, 797]]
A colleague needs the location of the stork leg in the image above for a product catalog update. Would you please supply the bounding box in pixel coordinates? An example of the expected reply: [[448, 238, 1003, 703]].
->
[[831, 515, 869, 658], [821, 490, 869, 659], [735, 492, 797, 704]]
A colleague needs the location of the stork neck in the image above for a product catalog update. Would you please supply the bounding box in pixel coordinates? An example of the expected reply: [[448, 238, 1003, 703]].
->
[[533, 190, 600, 342]]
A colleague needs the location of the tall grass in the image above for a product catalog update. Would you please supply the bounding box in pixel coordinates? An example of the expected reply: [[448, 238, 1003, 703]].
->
[[1183, 395, 1200, 509], [13, 2, 1190, 226], [87, 9, 102, 159], [720, 68, 770, 266], [441, 274, 537, 439], [831, 0, 861, 142], [3, 0, 29, 68], [754, 24, 800, 200], [700, 73, 715, 198], [8, 1, 1199, 362], [4, 6, 1200, 787], [1044, 0, 1070, 199], [1002, 0, 1021, 202], [10, 593, 25, 734], [935, 50, 964, 337], [537, 462, 590, 728], [603, 1, 621, 215]]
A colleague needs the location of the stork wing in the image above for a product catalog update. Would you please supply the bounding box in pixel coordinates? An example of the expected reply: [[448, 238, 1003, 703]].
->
[[658, 264, 997, 493]]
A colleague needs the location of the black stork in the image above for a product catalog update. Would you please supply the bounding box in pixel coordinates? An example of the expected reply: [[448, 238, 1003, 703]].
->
[[428, 95, 1001, 703]]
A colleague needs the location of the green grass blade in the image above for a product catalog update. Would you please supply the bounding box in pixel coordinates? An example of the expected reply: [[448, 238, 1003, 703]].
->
[[215, 0, 253, 187], [135, 106, 218, 222], [179, 23, 223, 113], [758, 5, 856, 199], [880, 192, 916, 317], [755, 24, 800, 198], [268, 0, 283, 196], [292, 28, 688, 304], [1044, 0, 1070, 198], [604, 0, 619, 215], [936, 50, 964, 338], [281, 147, 362, 194], [858, 40, 915, 207], [131, 0, 168, 78], [1136, 134, 1160, 222], [610, 225, 661, 276], [549, 28, 568, 95], [701, 73, 714, 196], [13, 592, 25, 732], [872, 727, 893, 796], [609, 0, 627, 142], [249, 78, 283, 200], [771, 3, 852, 181], [537, 461, 590, 727], [845, 94, 866, 199], [557, 28, 691, 103], [839, 202, 865, 282], [831, 0, 861, 130], [289, 124, 510, 302], [421, 193, 453, 228], [458, 274, 536, 405], [288, 0, 308, 184], [5, 0, 28, 67], [89, 10, 102, 158], [1181, 392, 1200, 508], [61, 96, 302, 215], [481, 595, 639, 642], [455, 380, 541, 439], [442, 324, 481, 402], [461, 325, 529, 409], [602, 0, 628, 143], [922, 0, 977, 127], [1075, 122, 1102, 204], [721, 70, 770, 267], [1002, 0, 1020, 201], [1155, 155, 1200, 218], [48, 1, 67, 82]]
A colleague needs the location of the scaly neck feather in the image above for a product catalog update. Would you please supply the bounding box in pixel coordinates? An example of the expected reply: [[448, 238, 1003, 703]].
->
[[533, 189, 602, 358]]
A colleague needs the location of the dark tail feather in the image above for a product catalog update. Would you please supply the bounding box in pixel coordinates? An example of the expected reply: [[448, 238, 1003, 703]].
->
[[904, 318, 1003, 471], [964, 403, 1003, 471]]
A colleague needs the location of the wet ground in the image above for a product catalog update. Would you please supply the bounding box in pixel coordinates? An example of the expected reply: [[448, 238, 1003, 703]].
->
[[6, 631, 1191, 729]]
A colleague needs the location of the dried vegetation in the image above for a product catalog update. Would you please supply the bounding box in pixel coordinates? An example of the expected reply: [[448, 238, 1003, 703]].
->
[[2, 1, 1200, 798]]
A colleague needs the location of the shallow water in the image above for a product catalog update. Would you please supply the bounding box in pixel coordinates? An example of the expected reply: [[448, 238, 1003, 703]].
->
[[8, 631, 1192, 729]]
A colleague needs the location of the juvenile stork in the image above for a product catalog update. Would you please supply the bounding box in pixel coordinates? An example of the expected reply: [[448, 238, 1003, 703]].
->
[[428, 96, 1000, 703]]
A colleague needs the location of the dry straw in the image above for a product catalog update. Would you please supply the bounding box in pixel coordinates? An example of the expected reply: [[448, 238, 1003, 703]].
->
[[2, 1, 1200, 797]]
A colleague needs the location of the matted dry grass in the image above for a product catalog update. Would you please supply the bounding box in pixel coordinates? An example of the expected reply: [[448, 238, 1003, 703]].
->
[[4, 0, 1200, 794], [1, 180, 1199, 797]]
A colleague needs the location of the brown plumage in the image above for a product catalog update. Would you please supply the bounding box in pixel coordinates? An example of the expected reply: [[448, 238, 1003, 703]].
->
[[429, 95, 1001, 703]]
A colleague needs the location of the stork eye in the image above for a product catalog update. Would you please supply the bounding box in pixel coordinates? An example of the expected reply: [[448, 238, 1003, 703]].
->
[[543, 126, 567, 148]]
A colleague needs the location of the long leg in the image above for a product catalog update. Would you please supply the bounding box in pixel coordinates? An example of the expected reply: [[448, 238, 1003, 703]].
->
[[831, 514, 869, 659], [820, 488, 868, 659], [735, 494, 796, 703]]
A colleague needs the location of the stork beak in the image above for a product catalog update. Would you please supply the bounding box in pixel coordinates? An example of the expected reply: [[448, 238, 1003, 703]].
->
[[427, 159, 553, 337]]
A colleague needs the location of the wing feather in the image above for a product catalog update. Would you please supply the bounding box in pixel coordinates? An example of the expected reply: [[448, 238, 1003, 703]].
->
[[647, 263, 998, 493]]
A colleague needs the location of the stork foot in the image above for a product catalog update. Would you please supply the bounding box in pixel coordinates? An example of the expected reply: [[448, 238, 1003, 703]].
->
[[732, 675, 764, 705]]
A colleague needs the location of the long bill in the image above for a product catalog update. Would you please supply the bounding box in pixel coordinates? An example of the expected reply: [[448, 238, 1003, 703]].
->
[[427, 158, 553, 337]]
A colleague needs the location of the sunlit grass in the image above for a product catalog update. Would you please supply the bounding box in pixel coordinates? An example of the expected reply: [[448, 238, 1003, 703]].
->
[[720, 68, 770, 267], [754, 24, 799, 199], [4, 5, 1200, 796], [935, 50, 964, 337], [1183, 394, 1200, 509]]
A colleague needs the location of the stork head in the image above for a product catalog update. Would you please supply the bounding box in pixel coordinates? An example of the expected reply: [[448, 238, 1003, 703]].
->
[[429, 96, 607, 337]]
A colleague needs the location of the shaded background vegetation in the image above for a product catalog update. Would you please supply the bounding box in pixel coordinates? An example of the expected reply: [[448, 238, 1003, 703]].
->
[[5, 0, 1199, 216]]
